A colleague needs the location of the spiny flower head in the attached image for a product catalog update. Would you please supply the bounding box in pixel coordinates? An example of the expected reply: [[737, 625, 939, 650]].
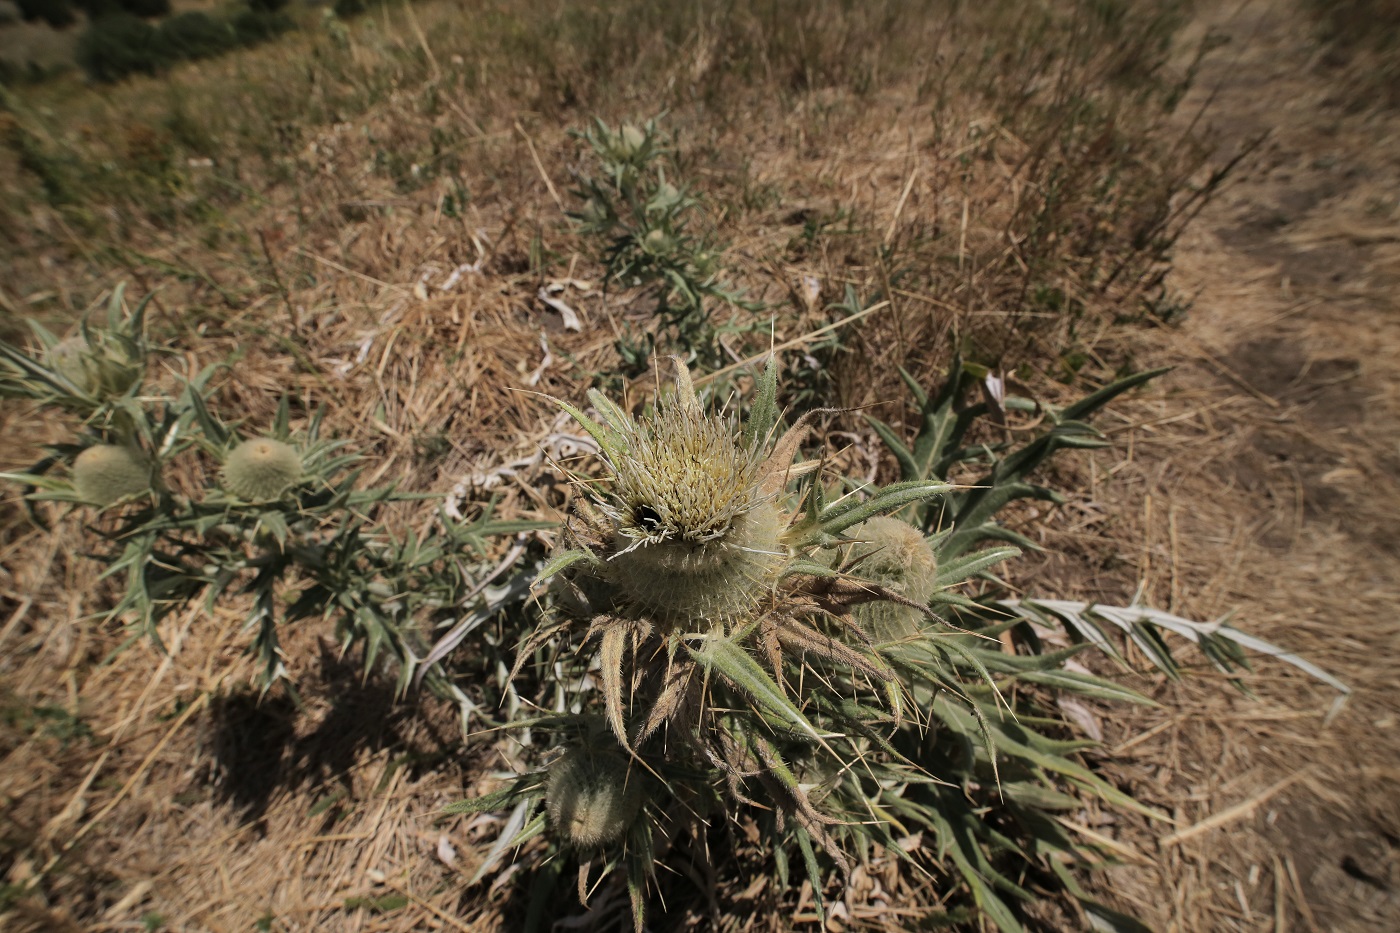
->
[[546, 746, 645, 849], [581, 365, 791, 626], [609, 401, 765, 547], [72, 444, 152, 506], [221, 438, 303, 501], [846, 516, 938, 642]]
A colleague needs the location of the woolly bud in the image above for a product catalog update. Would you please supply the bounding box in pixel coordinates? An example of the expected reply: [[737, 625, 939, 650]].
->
[[45, 333, 142, 399], [72, 444, 151, 506], [617, 123, 647, 159], [546, 747, 644, 848], [642, 228, 674, 257], [48, 337, 92, 390], [847, 516, 938, 642], [221, 438, 303, 501]]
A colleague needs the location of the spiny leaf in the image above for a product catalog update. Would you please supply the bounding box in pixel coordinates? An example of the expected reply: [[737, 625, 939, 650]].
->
[[1060, 367, 1170, 423], [794, 827, 826, 925], [600, 623, 632, 750], [744, 354, 781, 451], [554, 397, 626, 460], [534, 548, 600, 586], [691, 635, 828, 742]]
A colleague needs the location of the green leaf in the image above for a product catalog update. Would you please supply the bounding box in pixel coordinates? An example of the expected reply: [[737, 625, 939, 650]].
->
[[935, 546, 1022, 589], [814, 481, 953, 541], [794, 827, 826, 925], [442, 777, 544, 816], [690, 636, 828, 741], [533, 548, 599, 585], [744, 355, 781, 450], [553, 397, 625, 460], [1060, 368, 1170, 423], [863, 414, 918, 480]]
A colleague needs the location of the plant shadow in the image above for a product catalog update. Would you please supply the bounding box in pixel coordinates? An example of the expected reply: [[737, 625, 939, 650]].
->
[[204, 642, 458, 831]]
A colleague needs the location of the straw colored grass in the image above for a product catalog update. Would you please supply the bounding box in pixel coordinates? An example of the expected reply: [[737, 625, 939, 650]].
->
[[3, 0, 1399, 929]]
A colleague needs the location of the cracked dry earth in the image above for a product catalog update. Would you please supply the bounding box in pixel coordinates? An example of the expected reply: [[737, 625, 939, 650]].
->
[[1084, 1, 1400, 930]]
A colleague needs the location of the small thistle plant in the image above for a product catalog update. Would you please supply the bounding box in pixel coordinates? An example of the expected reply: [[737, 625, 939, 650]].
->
[[570, 119, 758, 372], [0, 286, 546, 712]]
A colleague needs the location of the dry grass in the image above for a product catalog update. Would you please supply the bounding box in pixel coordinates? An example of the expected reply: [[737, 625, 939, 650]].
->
[[3, 0, 1397, 930]]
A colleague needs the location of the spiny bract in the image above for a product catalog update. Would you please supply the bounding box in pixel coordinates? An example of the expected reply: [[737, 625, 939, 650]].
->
[[546, 747, 644, 848], [72, 444, 151, 506], [221, 438, 303, 501], [845, 516, 939, 642]]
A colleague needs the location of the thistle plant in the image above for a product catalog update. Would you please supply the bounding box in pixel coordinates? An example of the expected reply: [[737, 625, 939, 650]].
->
[[570, 119, 759, 372], [457, 356, 1344, 931], [0, 287, 548, 718], [1, 285, 148, 416]]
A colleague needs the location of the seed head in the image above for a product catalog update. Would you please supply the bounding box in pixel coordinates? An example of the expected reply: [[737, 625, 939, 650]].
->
[[221, 438, 303, 501], [546, 747, 644, 848], [72, 444, 152, 506], [847, 516, 938, 642]]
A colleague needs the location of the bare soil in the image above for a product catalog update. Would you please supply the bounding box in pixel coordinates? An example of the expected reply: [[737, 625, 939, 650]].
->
[[1070, 1, 1400, 929]]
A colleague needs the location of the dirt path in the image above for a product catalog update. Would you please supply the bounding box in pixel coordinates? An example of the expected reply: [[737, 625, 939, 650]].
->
[[1091, 1, 1400, 929]]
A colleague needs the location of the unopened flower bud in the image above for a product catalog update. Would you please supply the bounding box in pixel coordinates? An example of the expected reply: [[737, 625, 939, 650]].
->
[[72, 444, 152, 506], [221, 438, 303, 501]]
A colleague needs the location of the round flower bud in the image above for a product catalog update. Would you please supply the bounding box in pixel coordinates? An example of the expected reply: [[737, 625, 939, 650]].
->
[[48, 337, 93, 391], [618, 123, 646, 158], [641, 228, 673, 256], [847, 516, 938, 642], [546, 747, 644, 849], [221, 438, 303, 501], [72, 444, 151, 506]]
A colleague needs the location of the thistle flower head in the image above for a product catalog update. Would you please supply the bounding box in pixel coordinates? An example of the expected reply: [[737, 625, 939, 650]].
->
[[546, 746, 644, 848], [846, 516, 938, 641], [72, 444, 152, 506], [221, 438, 303, 501], [584, 369, 790, 625], [610, 401, 765, 546]]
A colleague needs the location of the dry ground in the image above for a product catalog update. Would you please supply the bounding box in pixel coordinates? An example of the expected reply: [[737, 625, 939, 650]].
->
[[1, 0, 1399, 931], [1050, 2, 1400, 929]]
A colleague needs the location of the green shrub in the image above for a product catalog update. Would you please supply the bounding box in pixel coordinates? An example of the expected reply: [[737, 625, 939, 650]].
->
[[77, 13, 167, 84], [16, 0, 76, 28], [156, 11, 238, 62], [230, 8, 292, 45]]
